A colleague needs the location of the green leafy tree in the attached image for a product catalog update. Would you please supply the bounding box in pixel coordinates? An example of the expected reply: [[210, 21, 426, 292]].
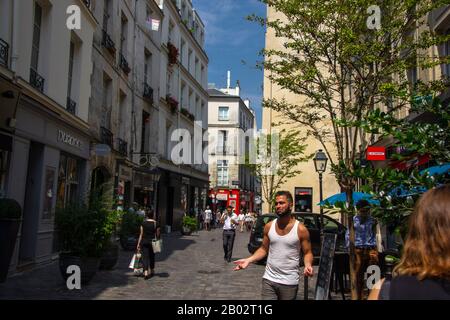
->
[[250, 0, 450, 299], [247, 129, 311, 212]]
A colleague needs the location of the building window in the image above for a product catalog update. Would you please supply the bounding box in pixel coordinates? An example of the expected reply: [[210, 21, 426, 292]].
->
[[218, 106, 229, 121], [144, 50, 152, 84], [56, 154, 81, 208], [217, 160, 229, 186], [31, 2, 42, 75], [141, 111, 150, 153], [218, 130, 228, 154], [294, 187, 313, 212]]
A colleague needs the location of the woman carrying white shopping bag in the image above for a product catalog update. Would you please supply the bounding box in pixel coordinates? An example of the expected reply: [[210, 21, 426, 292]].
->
[[137, 209, 161, 280]]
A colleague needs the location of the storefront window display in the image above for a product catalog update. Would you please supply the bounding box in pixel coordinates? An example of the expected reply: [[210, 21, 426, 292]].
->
[[56, 154, 81, 207]]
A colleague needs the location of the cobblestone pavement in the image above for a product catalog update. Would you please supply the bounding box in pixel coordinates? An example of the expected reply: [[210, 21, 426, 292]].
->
[[0, 228, 348, 300]]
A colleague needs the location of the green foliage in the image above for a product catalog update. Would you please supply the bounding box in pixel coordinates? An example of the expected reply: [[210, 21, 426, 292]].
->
[[182, 215, 198, 232], [0, 198, 22, 220], [55, 183, 121, 257], [246, 129, 311, 212]]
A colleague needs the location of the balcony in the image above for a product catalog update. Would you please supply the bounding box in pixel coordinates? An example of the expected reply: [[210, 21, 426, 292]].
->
[[118, 138, 128, 157], [100, 126, 113, 147], [143, 83, 153, 103], [30, 69, 45, 93], [119, 53, 131, 75], [181, 107, 195, 121], [66, 97, 77, 115], [82, 0, 91, 10], [0, 38, 9, 68], [102, 30, 116, 56]]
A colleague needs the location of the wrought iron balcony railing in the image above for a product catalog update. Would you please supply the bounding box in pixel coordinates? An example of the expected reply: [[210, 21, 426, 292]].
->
[[102, 30, 116, 55], [119, 53, 131, 74], [0, 38, 9, 68], [118, 138, 128, 157], [66, 97, 77, 115], [30, 69, 45, 93], [143, 83, 153, 103], [100, 126, 113, 147], [82, 0, 91, 9]]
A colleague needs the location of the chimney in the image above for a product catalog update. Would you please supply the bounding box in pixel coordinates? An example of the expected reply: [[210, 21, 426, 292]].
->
[[227, 71, 231, 89], [236, 80, 240, 96]]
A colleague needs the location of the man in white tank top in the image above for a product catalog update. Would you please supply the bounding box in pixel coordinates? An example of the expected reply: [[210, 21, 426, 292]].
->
[[233, 191, 314, 300]]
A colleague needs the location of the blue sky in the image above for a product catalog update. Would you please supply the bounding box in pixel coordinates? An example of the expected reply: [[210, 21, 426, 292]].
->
[[193, 0, 266, 129]]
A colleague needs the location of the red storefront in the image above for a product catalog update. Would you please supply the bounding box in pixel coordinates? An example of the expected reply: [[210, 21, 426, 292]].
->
[[209, 189, 254, 214]]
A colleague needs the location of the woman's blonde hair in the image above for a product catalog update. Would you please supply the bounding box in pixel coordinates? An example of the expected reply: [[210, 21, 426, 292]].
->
[[393, 184, 450, 280]]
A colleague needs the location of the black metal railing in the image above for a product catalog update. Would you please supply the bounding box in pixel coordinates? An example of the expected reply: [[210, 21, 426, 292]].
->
[[143, 83, 153, 102], [119, 53, 130, 74], [30, 69, 45, 93], [0, 38, 9, 68], [100, 126, 113, 147], [118, 138, 128, 157], [66, 97, 77, 115], [102, 30, 116, 55], [82, 0, 91, 9]]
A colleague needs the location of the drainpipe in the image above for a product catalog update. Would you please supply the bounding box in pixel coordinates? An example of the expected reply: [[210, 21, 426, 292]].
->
[[130, 0, 139, 204]]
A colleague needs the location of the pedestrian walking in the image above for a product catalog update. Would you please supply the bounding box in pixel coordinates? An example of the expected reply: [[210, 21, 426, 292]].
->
[[220, 205, 239, 263], [216, 209, 222, 228], [204, 206, 212, 231], [238, 210, 245, 232], [136, 209, 161, 280], [233, 191, 314, 300], [345, 199, 382, 300], [369, 185, 450, 300]]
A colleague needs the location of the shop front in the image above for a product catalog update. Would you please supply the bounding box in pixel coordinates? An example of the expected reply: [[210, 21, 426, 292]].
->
[[133, 168, 161, 211], [7, 95, 91, 273]]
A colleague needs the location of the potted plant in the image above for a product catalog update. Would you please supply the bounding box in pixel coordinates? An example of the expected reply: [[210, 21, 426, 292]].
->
[[99, 209, 121, 270], [119, 211, 144, 251], [55, 185, 117, 285], [0, 199, 22, 283], [181, 215, 197, 235]]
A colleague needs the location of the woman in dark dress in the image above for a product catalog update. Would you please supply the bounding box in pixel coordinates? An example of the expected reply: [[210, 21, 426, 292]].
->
[[137, 209, 161, 280], [369, 185, 450, 300]]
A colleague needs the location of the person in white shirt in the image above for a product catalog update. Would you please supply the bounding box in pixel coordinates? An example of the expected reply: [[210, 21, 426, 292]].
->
[[220, 206, 239, 263], [238, 211, 246, 232], [233, 191, 314, 300], [204, 206, 212, 231]]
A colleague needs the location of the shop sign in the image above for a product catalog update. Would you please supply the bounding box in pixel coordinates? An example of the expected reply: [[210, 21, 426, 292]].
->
[[182, 177, 190, 184], [232, 181, 240, 186], [367, 147, 386, 161], [216, 193, 228, 201], [119, 166, 132, 180], [58, 130, 82, 149], [229, 194, 237, 199]]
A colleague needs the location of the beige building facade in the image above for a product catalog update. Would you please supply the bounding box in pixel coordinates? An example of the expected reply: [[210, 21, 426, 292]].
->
[[262, 6, 340, 216]]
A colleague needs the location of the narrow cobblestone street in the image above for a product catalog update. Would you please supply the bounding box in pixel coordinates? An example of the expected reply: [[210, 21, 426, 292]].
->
[[0, 228, 347, 300]]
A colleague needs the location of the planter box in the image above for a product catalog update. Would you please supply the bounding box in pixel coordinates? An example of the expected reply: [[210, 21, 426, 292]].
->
[[59, 254, 100, 285], [0, 219, 21, 283]]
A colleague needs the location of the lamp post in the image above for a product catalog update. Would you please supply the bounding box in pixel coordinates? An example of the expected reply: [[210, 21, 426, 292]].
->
[[313, 149, 328, 238]]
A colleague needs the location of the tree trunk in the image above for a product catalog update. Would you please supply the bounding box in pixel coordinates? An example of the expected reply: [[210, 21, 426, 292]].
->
[[345, 188, 359, 300]]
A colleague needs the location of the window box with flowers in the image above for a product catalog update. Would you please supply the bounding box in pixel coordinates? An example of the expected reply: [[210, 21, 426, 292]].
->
[[166, 94, 179, 114], [167, 42, 179, 65]]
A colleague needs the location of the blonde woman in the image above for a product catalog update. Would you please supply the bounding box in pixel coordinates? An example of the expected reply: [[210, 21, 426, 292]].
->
[[369, 185, 450, 300]]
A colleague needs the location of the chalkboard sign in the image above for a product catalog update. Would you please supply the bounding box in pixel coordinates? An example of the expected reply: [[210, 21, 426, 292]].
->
[[314, 233, 337, 300]]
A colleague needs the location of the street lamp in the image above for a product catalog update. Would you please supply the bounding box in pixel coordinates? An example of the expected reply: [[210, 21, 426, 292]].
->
[[313, 149, 328, 238]]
